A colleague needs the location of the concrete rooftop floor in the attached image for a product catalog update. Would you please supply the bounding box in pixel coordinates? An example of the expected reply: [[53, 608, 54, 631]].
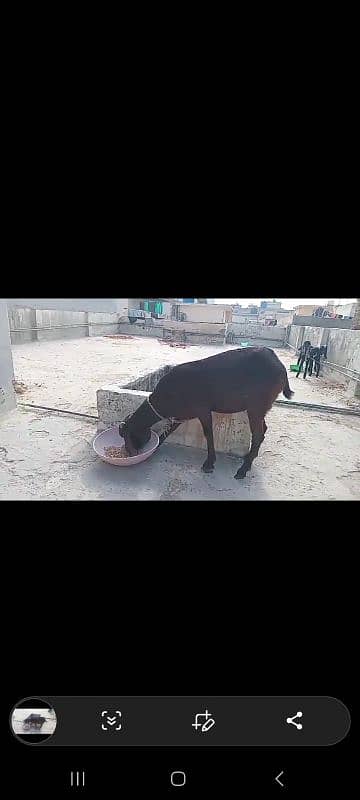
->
[[1, 336, 359, 501]]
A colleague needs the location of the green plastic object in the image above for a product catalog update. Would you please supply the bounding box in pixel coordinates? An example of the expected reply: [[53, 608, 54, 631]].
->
[[290, 364, 301, 372]]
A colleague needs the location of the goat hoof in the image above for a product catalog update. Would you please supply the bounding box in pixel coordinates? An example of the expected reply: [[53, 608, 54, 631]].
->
[[235, 469, 247, 480], [202, 463, 214, 473]]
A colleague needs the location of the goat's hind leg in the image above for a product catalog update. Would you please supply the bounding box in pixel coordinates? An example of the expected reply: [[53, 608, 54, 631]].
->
[[199, 412, 216, 473], [296, 355, 304, 377], [235, 412, 265, 480]]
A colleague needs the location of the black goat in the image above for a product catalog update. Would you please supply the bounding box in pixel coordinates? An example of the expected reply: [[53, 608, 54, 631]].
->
[[119, 347, 294, 480], [296, 340, 312, 378], [303, 345, 327, 379]]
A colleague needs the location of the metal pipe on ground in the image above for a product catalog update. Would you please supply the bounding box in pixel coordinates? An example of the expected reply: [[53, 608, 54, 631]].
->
[[19, 400, 360, 421], [18, 403, 98, 420], [275, 399, 360, 417]]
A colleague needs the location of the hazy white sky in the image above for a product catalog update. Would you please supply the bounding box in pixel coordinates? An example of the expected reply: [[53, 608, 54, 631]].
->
[[213, 298, 356, 308]]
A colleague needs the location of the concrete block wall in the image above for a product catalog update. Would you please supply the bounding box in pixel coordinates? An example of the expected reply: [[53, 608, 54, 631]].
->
[[287, 325, 359, 369], [228, 321, 286, 342], [90, 320, 287, 347], [35, 309, 89, 341], [7, 306, 123, 343], [287, 323, 360, 395], [88, 312, 123, 337], [287, 325, 301, 349], [0, 301, 16, 417], [7, 307, 37, 344], [292, 315, 352, 328], [6, 298, 129, 314], [114, 320, 228, 345], [178, 332, 226, 345], [325, 329, 360, 377], [177, 303, 229, 324], [114, 323, 163, 338], [287, 324, 327, 351], [162, 320, 226, 335], [301, 326, 324, 348]]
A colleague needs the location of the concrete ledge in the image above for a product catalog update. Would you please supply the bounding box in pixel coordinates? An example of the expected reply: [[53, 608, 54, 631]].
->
[[88, 312, 122, 337], [97, 382, 251, 457], [293, 315, 352, 328], [107, 324, 286, 347]]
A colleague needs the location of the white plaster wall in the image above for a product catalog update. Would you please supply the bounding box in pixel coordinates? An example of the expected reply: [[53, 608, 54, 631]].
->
[[0, 301, 16, 416], [163, 320, 225, 335], [229, 322, 286, 341], [178, 304, 227, 323], [287, 325, 360, 386], [6, 298, 129, 314], [326, 329, 360, 374]]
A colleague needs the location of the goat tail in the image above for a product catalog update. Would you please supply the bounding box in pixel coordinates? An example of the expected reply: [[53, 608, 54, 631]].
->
[[283, 375, 294, 399]]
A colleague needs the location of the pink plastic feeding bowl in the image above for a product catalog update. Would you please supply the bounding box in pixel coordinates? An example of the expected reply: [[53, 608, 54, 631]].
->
[[93, 426, 160, 466]]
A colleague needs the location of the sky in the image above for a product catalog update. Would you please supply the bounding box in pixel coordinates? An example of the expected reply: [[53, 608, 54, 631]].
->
[[213, 298, 356, 308]]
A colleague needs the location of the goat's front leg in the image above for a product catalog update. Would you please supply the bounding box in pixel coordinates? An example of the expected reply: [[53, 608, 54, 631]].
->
[[158, 421, 181, 447], [199, 412, 216, 473], [303, 357, 310, 379]]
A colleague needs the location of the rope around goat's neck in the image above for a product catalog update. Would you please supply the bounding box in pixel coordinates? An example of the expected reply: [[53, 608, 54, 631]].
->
[[147, 397, 182, 424]]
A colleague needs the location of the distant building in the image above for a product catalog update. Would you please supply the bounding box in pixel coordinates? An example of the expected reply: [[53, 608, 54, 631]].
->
[[176, 299, 209, 304], [294, 304, 318, 317], [232, 304, 259, 319], [334, 301, 356, 318], [259, 303, 294, 327], [172, 302, 232, 323], [260, 300, 282, 311], [294, 301, 355, 320]]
